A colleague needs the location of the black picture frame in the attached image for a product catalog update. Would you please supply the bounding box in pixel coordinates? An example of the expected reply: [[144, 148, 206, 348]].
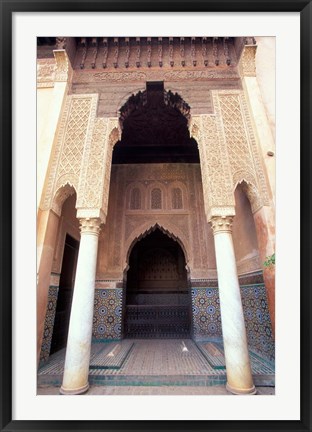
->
[[1, 1, 311, 431]]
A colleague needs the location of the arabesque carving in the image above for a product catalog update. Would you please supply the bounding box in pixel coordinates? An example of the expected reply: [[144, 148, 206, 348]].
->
[[41, 94, 97, 212], [77, 116, 120, 223], [53, 49, 72, 82], [73, 68, 239, 85], [216, 90, 269, 209], [238, 45, 257, 77], [190, 114, 234, 222], [37, 58, 56, 88], [77, 117, 108, 210]]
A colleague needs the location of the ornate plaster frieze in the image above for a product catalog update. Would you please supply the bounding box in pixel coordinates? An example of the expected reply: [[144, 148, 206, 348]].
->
[[53, 49, 73, 82], [77, 116, 120, 223], [238, 45, 257, 77], [41, 94, 98, 212], [73, 68, 239, 85], [215, 90, 269, 213], [37, 58, 56, 88], [190, 114, 234, 222]]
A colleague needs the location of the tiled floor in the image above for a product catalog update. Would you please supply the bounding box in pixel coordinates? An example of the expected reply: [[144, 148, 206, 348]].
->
[[37, 384, 275, 395], [38, 339, 275, 392]]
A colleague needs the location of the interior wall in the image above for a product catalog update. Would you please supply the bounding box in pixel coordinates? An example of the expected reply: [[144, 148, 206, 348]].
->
[[96, 163, 217, 284]]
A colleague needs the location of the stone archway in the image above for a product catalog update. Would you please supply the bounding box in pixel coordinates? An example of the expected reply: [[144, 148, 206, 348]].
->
[[124, 227, 191, 339]]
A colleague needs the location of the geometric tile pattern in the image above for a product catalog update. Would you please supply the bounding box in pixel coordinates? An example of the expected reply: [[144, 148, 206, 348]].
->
[[191, 282, 274, 362], [92, 288, 123, 340], [191, 287, 222, 340], [241, 284, 275, 361], [39, 286, 59, 365]]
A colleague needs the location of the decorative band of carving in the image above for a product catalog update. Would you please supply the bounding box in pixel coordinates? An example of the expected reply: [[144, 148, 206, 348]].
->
[[53, 49, 72, 82], [210, 215, 234, 235], [79, 217, 101, 235], [239, 45, 257, 77]]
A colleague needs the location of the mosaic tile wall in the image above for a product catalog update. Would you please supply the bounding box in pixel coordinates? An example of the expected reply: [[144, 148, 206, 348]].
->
[[92, 288, 123, 340], [191, 287, 222, 341], [191, 278, 274, 361], [241, 284, 275, 360], [39, 285, 59, 365]]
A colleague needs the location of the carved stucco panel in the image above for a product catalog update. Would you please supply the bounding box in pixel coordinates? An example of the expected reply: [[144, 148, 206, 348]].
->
[[190, 114, 234, 221], [41, 94, 97, 211], [77, 117, 108, 210], [77, 116, 120, 222], [37, 58, 56, 88], [238, 45, 257, 77], [216, 90, 269, 211]]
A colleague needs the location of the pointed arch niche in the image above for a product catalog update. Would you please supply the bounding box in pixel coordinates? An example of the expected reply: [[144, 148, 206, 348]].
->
[[123, 225, 192, 339]]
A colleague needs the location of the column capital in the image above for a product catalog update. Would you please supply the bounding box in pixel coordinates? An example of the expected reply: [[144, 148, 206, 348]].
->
[[210, 215, 234, 235], [79, 217, 101, 235]]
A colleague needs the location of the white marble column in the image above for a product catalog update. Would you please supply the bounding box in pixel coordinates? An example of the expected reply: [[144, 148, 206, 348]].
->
[[210, 215, 256, 395], [60, 217, 101, 395]]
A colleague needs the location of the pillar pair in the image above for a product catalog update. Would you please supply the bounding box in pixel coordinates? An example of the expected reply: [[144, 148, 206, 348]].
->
[[60, 214, 255, 395]]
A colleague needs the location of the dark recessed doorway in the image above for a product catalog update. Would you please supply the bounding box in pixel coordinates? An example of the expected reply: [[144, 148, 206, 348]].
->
[[50, 234, 79, 354], [125, 228, 191, 338]]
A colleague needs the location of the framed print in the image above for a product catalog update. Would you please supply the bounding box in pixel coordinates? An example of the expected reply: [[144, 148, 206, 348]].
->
[[1, 0, 311, 431]]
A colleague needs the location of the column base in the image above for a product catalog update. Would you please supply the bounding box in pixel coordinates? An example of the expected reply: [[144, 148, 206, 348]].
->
[[226, 382, 257, 395], [60, 382, 89, 395]]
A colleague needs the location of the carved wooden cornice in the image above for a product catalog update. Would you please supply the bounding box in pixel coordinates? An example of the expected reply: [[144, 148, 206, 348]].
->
[[71, 37, 237, 71]]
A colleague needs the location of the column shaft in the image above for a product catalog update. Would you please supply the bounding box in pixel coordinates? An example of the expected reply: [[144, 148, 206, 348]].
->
[[211, 216, 256, 395], [60, 218, 101, 395]]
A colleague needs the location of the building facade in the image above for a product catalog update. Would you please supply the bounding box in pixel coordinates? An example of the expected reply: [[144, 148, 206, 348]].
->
[[37, 36, 275, 395]]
